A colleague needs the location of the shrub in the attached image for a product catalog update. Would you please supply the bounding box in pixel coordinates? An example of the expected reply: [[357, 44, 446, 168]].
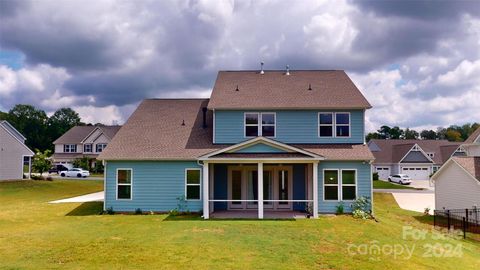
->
[[31, 175, 44, 180], [106, 207, 115, 215], [169, 209, 179, 216], [372, 172, 379, 180], [351, 196, 372, 219], [92, 162, 104, 174], [304, 202, 313, 217], [336, 202, 345, 214], [135, 208, 143, 215]]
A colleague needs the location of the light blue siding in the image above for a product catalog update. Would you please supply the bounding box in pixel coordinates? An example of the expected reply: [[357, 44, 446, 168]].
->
[[105, 161, 202, 212], [318, 161, 372, 213], [235, 143, 287, 153], [214, 110, 364, 144]]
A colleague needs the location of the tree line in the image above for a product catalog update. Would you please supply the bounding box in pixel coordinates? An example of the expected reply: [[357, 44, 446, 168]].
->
[[0, 104, 100, 152], [366, 123, 480, 142]]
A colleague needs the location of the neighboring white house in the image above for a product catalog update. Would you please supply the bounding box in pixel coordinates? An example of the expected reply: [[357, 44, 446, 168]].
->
[[432, 127, 480, 210], [52, 125, 121, 167], [368, 139, 464, 180], [0, 121, 34, 180]]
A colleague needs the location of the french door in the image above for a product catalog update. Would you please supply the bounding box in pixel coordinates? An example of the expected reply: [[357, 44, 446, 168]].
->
[[228, 166, 292, 210]]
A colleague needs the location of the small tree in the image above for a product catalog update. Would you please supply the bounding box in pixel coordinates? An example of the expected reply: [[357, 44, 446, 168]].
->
[[32, 149, 52, 175], [73, 156, 93, 170]]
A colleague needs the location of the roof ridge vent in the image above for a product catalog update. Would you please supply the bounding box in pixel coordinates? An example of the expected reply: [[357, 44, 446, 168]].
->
[[285, 65, 290, 75], [260, 62, 264, 74]]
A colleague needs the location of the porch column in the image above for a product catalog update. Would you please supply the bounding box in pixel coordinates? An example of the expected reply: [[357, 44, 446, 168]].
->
[[203, 162, 209, 219], [258, 162, 264, 219], [313, 162, 319, 218], [28, 156, 32, 179]]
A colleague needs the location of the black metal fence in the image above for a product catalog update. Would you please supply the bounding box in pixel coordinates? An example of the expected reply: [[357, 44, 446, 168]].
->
[[433, 208, 480, 239]]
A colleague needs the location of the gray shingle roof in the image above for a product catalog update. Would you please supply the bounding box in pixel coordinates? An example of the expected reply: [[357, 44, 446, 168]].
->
[[369, 139, 461, 165], [465, 127, 480, 144], [207, 70, 372, 110], [53, 126, 96, 144], [452, 156, 480, 181], [53, 125, 121, 144], [98, 99, 374, 161]]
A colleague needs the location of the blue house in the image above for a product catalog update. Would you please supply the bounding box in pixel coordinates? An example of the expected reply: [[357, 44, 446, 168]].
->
[[98, 69, 374, 219]]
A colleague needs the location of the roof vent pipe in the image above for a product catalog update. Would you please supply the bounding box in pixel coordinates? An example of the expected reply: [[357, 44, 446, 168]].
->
[[285, 65, 290, 75], [202, 107, 208, 129], [260, 62, 264, 74]]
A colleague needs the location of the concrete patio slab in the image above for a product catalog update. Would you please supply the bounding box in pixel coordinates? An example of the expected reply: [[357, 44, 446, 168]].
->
[[391, 193, 434, 214], [49, 191, 104, 204]]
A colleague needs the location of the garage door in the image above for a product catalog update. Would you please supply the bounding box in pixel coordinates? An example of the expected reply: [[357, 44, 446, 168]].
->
[[401, 167, 430, 180], [375, 167, 390, 180]]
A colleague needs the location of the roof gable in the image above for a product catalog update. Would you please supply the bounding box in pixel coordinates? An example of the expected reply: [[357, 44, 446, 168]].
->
[[0, 121, 34, 155], [199, 137, 324, 160], [81, 126, 121, 143], [370, 139, 460, 164], [0, 121, 26, 142], [207, 70, 371, 110], [464, 127, 480, 144], [231, 142, 288, 154], [53, 126, 96, 144], [432, 157, 480, 183]]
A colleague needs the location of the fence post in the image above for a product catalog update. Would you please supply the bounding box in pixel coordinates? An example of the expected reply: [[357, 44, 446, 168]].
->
[[465, 209, 469, 229], [447, 210, 450, 231], [433, 211, 436, 228], [463, 217, 466, 239]]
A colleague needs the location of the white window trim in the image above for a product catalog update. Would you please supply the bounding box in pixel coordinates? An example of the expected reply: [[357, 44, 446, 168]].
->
[[341, 169, 357, 202], [323, 169, 340, 201], [185, 168, 202, 201], [244, 112, 276, 138], [116, 168, 133, 200], [335, 112, 351, 138], [64, 144, 77, 153], [318, 112, 334, 138], [322, 168, 358, 202], [318, 112, 351, 138]]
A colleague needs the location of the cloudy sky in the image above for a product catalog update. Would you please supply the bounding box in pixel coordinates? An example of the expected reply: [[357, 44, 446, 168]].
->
[[0, 0, 479, 130]]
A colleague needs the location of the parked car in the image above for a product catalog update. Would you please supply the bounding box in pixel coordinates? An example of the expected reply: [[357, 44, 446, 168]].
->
[[388, 174, 412, 185], [59, 168, 90, 178], [48, 164, 70, 174]]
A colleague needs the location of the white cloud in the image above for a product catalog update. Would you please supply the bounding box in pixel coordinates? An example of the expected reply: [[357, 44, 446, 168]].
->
[[73, 104, 136, 125], [0, 0, 479, 129]]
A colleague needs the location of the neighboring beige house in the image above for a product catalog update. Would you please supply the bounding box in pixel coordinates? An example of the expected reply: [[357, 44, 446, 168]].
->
[[0, 121, 34, 180], [52, 125, 121, 167], [432, 127, 480, 210]]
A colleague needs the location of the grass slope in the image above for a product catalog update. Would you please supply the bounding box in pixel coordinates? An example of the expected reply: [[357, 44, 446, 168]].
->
[[0, 180, 478, 269], [373, 179, 417, 189]]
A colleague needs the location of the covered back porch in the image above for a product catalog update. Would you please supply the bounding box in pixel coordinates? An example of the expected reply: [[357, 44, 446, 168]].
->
[[201, 160, 321, 219]]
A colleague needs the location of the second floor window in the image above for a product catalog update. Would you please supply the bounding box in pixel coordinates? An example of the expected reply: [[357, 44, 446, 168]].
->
[[245, 113, 276, 137], [96, 143, 107, 153], [83, 144, 92, 153], [319, 112, 350, 138], [64, 144, 77, 153]]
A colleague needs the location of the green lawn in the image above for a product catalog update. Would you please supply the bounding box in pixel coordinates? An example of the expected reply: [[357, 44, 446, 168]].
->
[[373, 179, 418, 189], [0, 180, 479, 269]]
